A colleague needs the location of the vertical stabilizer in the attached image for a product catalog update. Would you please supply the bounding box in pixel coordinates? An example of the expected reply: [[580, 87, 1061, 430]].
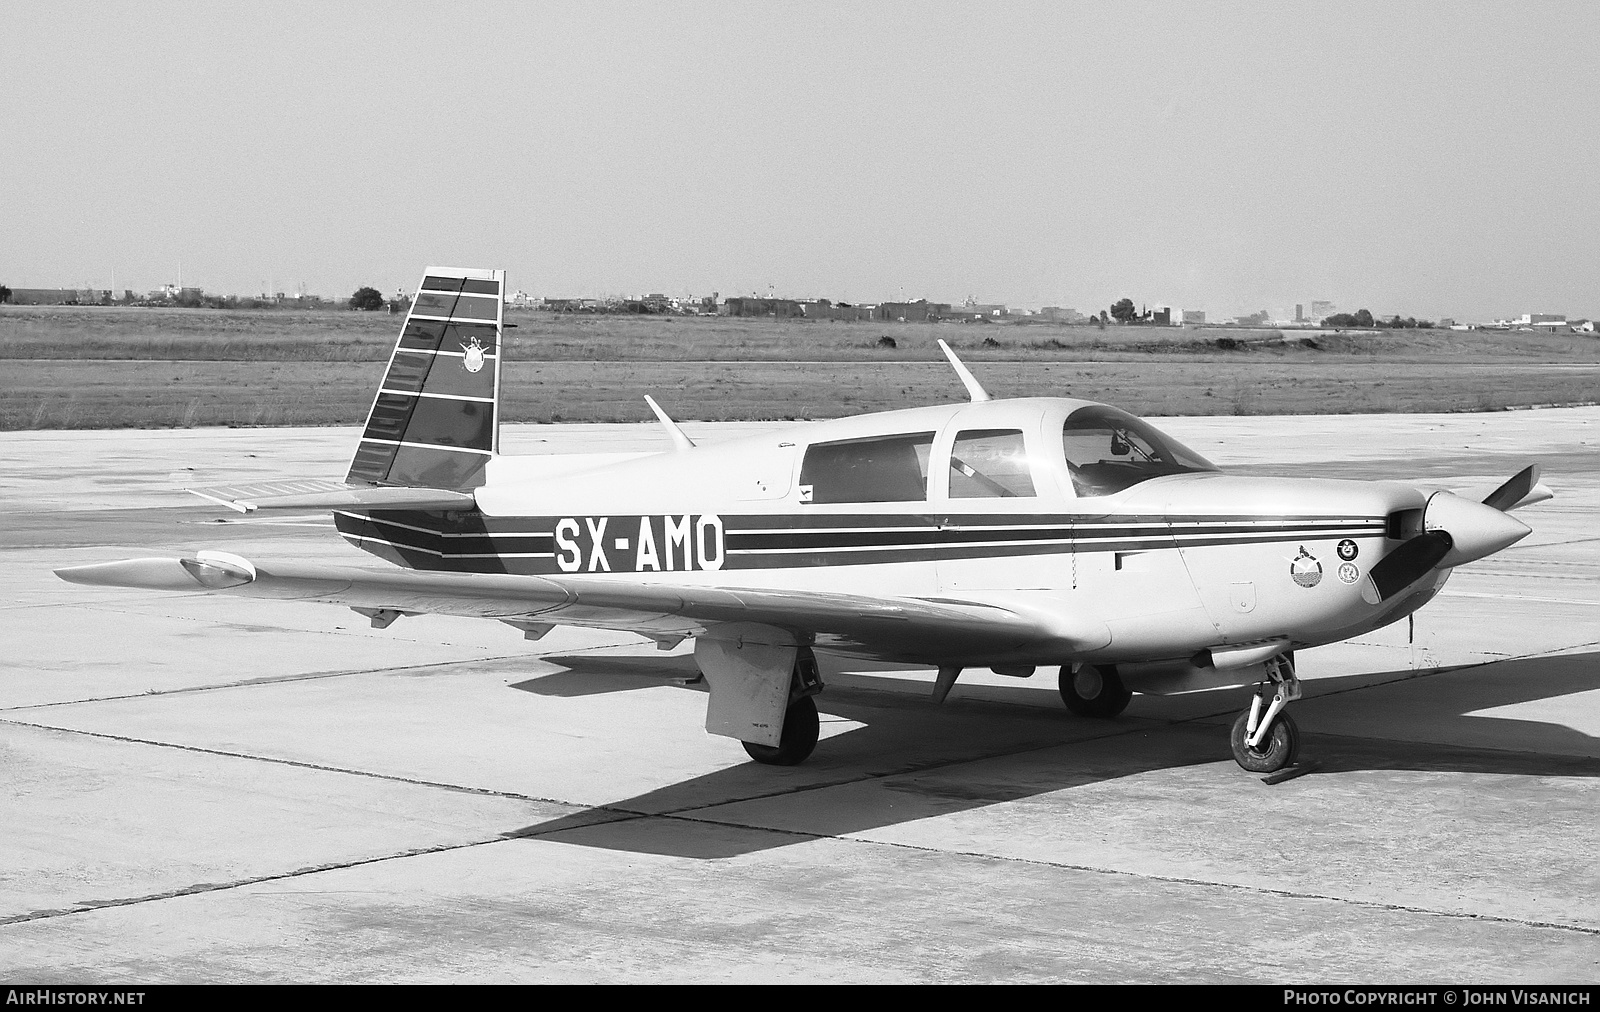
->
[[346, 268, 504, 490]]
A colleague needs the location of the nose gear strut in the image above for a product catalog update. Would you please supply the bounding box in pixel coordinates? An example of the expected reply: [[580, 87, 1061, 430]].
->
[[1230, 653, 1303, 774]]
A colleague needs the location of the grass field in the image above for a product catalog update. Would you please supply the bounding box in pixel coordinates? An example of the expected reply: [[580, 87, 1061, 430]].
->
[[2, 305, 1597, 428]]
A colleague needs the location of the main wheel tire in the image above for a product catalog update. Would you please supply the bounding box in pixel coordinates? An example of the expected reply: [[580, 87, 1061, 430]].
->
[[742, 695, 820, 766], [1230, 709, 1301, 773], [1058, 664, 1132, 718]]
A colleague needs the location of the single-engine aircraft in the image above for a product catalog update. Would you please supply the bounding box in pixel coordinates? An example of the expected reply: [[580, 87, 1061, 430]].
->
[[57, 267, 1552, 775]]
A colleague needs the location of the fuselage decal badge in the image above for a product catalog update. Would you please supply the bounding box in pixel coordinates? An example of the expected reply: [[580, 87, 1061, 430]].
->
[[1291, 545, 1324, 588]]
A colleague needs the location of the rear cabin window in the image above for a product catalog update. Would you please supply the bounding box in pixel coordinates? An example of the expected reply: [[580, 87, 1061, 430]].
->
[[799, 432, 935, 503], [949, 429, 1036, 498], [1061, 405, 1218, 497]]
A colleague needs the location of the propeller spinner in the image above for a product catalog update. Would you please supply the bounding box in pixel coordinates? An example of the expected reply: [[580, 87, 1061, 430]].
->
[[1361, 482, 1533, 605]]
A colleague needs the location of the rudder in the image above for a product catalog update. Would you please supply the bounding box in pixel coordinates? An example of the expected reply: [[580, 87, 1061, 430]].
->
[[346, 267, 504, 490]]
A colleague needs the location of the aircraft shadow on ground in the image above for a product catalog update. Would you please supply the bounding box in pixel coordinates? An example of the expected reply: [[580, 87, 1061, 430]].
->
[[501, 649, 1600, 859]]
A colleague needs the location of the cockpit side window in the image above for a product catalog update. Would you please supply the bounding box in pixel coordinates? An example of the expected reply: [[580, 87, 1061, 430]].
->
[[949, 429, 1036, 498], [1062, 405, 1218, 497], [799, 431, 936, 503]]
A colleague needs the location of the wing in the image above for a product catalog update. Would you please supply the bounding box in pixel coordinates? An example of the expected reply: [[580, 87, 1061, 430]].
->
[[55, 552, 1107, 665]]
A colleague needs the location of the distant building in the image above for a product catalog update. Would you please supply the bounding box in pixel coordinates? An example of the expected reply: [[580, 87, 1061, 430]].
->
[[1235, 310, 1271, 327], [1295, 303, 1305, 323], [721, 297, 805, 318], [7, 288, 107, 305], [877, 300, 951, 322], [956, 301, 1006, 319], [1040, 307, 1085, 323], [1311, 300, 1336, 322], [1150, 307, 1173, 326], [1182, 309, 1207, 325]]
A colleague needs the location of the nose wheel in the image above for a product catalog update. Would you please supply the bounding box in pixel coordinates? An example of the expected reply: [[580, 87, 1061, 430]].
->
[[1230, 708, 1301, 773], [1230, 654, 1304, 774]]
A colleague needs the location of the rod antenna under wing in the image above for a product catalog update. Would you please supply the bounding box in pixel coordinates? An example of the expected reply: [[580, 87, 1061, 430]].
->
[[644, 395, 696, 451], [937, 339, 991, 403]]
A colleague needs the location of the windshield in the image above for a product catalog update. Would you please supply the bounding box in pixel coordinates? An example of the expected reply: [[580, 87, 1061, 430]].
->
[[1061, 405, 1218, 497]]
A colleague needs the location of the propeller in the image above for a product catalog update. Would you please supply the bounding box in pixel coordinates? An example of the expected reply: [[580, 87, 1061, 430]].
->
[[1361, 484, 1532, 605], [1361, 530, 1453, 605], [1481, 464, 1541, 512]]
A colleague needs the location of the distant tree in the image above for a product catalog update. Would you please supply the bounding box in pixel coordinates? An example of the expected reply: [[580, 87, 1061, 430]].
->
[[0, 284, 10, 304], [1322, 308, 1377, 328], [1109, 298, 1137, 324], [349, 286, 385, 311]]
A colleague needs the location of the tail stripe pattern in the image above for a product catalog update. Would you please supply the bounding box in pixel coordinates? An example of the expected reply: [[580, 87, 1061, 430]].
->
[[346, 268, 504, 491]]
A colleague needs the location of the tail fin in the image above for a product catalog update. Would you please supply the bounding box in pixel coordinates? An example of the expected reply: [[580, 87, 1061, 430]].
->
[[346, 268, 504, 490]]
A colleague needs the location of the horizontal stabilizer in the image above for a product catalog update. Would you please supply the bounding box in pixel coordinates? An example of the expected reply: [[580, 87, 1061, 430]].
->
[[189, 480, 475, 513]]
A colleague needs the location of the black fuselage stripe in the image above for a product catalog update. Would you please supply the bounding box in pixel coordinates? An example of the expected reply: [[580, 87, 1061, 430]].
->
[[336, 519, 1382, 562]]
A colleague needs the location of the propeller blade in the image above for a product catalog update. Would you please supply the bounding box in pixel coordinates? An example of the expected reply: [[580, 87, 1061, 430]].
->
[[1362, 531, 1453, 605], [1482, 464, 1541, 512]]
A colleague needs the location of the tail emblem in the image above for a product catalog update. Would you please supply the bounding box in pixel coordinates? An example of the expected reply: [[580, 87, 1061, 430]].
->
[[460, 336, 487, 373]]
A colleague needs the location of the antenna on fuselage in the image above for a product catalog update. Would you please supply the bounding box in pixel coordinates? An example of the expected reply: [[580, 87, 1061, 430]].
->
[[644, 395, 696, 452], [937, 339, 991, 403]]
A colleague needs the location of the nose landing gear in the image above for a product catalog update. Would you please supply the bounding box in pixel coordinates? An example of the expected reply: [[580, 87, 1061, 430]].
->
[[1230, 654, 1303, 774]]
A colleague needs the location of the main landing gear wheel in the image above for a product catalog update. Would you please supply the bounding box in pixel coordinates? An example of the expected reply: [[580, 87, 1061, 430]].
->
[[743, 695, 820, 766], [1230, 709, 1301, 774], [1058, 664, 1132, 718]]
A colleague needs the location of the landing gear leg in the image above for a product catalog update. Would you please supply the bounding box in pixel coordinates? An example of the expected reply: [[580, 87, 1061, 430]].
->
[[743, 647, 824, 766], [1230, 654, 1303, 774]]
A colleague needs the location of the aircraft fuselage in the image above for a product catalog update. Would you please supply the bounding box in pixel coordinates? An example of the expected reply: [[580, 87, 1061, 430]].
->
[[334, 396, 1448, 675]]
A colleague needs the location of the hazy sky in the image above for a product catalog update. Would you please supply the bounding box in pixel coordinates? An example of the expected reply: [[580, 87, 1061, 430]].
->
[[4, 1, 1597, 319]]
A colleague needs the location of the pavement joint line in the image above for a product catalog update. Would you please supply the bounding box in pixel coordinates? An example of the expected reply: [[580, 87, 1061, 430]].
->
[[0, 833, 522, 928], [6, 626, 1594, 937], [657, 809, 1600, 939], [1443, 591, 1600, 604], [0, 653, 542, 712], [0, 632, 636, 713], [0, 716, 600, 813], [8, 762, 1598, 938]]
